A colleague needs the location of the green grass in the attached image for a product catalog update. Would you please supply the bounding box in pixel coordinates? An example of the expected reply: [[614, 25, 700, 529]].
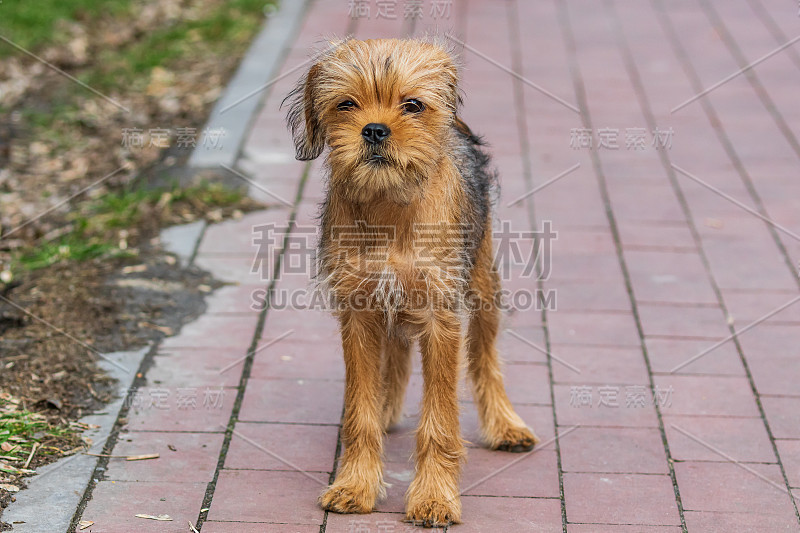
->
[[1, 1, 268, 275], [14, 235, 123, 271], [1, 0, 275, 161], [0, 0, 134, 57], [0, 407, 76, 471], [0, 399, 79, 474], [83, 0, 271, 91]]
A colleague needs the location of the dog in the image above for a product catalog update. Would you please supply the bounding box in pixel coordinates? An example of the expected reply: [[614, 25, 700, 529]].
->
[[284, 37, 539, 527]]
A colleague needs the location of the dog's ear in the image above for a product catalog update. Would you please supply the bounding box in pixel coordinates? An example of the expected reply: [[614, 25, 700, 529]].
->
[[284, 62, 325, 161], [441, 58, 461, 115]]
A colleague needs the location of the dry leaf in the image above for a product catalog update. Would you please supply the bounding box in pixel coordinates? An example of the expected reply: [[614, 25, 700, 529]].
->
[[0, 443, 13, 452], [78, 520, 94, 530], [0, 484, 19, 492]]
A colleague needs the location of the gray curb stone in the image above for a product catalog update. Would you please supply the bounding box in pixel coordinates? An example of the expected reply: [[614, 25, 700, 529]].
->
[[159, 219, 207, 266], [2, 347, 149, 533], [188, 0, 309, 169]]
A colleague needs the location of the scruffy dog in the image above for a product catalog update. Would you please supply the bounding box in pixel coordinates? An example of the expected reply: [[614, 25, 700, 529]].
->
[[285, 38, 538, 527]]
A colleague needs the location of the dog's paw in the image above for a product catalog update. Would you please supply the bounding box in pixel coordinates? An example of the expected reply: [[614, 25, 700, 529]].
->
[[405, 497, 461, 528], [320, 483, 375, 514], [492, 426, 539, 453]]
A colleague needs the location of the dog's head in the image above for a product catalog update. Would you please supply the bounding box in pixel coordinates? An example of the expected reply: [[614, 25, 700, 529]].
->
[[285, 38, 460, 203]]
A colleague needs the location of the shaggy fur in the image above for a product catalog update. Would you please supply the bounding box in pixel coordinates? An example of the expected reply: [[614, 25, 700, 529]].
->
[[284, 38, 539, 528]]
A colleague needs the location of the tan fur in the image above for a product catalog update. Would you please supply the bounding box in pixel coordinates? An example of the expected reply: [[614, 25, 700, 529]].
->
[[285, 38, 538, 528]]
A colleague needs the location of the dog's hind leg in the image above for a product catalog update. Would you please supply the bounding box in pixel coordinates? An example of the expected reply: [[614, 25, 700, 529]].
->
[[466, 234, 539, 452], [380, 334, 412, 431]]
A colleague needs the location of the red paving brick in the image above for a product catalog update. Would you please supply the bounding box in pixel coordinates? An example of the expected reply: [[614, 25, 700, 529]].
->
[[457, 496, 563, 533], [460, 448, 561, 498], [761, 396, 800, 439], [106, 431, 224, 482], [663, 415, 777, 464], [125, 385, 236, 432], [80, 481, 209, 532], [147, 347, 245, 388], [637, 303, 731, 340], [559, 426, 669, 474], [674, 461, 796, 521], [546, 311, 641, 347], [202, 523, 320, 533], [550, 345, 649, 384], [224, 422, 339, 472], [159, 312, 260, 350], [683, 509, 799, 533], [563, 472, 681, 526], [652, 375, 761, 417], [553, 384, 661, 428], [645, 337, 746, 376], [568, 526, 682, 533], [775, 439, 800, 489], [74, 0, 800, 530], [249, 339, 345, 381], [238, 377, 344, 424], [325, 513, 445, 532], [207, 470, 326, 525]]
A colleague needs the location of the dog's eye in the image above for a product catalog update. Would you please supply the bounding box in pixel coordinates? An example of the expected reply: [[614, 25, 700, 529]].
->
[[337, 100, 357, 111], [401, 99, 425, 114]]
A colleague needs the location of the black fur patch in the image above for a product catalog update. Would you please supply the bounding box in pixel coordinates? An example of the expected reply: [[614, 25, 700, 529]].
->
[[452, 118, 499, 271]]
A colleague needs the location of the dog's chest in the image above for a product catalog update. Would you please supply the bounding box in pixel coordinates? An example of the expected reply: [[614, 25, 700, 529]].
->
[[321, 231, 467, 312]]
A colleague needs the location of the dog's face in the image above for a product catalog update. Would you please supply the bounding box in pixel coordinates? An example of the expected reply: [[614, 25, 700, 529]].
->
[[286, 39, 460, 203]]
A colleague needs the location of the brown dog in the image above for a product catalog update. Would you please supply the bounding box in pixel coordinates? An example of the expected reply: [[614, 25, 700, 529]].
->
[[285, 38, 538, 527]]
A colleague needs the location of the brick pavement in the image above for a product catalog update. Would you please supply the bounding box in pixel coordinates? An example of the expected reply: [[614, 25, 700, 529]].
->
[[74, 1, 800, 531]]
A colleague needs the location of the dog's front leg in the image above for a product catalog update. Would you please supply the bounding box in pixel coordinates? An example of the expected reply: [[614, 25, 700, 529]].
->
[[405, 310, 465, 527], [320, 310, 385, 513]]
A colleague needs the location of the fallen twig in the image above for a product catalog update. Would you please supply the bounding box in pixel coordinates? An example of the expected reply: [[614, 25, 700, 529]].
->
[[135, 514, 172, 521], [23, 442, 39, 469], [84, 452, 159, 461]]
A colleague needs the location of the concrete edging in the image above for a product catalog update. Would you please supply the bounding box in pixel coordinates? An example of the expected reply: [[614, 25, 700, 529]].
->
[[188, 0, 309, 169]]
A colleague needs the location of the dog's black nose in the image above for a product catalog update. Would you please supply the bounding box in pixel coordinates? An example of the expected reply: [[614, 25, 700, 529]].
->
[[361, 123, 391, 144]]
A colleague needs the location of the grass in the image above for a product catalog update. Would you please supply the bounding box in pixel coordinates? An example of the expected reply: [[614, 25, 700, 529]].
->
[[0, 400, 78, 472], [0, 0, 273, 89], [1, 0, 275, 143], [0, 0, 134, 57], [83, 0, 270, 91], [12, 181, 250, 273]]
